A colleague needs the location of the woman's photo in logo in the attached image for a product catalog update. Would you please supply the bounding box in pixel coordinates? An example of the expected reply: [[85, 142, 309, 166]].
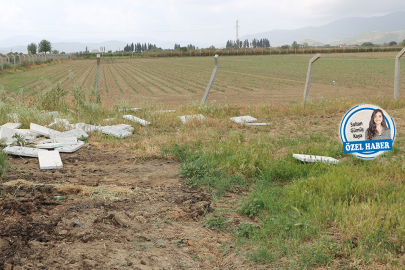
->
[[340, 104, 395, 159]]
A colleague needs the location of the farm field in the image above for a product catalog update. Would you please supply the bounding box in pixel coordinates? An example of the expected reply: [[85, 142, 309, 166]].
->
[[1, 51, 404, 108], [1, 52, 405, 269]]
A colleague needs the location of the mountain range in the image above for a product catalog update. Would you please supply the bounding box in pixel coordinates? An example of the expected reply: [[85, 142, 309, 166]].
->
[[241, 11, 405, 46], [1, 11, 405, 54]]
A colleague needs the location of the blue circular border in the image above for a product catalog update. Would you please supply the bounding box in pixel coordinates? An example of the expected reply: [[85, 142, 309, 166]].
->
[[339, 104, 396, 159]]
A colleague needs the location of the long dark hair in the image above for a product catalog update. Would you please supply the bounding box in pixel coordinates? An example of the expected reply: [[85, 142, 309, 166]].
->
[[366, 109, 388, 140]]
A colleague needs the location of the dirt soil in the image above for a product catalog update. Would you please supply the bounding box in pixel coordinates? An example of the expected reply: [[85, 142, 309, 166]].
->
[[0, 145, 259, 270]]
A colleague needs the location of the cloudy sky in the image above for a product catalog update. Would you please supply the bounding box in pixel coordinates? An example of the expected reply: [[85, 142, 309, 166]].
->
[[1, 0, 404, 47]]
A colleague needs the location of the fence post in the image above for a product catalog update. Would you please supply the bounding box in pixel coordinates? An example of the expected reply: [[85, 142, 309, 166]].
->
[[96, 54, 101, 103], [303, 54, 321, 106], [1, 56, 3, 70], [394, 48, 405, 100], [12, 55, 15, 67], [201, 54, 219, 105]]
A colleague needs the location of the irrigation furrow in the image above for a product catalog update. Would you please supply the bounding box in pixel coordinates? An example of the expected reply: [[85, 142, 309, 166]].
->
[[124, 63, 205, 92], [112, 64, 153, 94], [115, 64, 170, 94], [107, 65, 124, 94], [103, 66, 109, 94], [110, 65, 139, 94]]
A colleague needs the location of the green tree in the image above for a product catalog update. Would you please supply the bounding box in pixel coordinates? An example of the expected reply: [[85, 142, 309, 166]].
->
[[389, 41, 397, 46], [52, 50, 59, 54], [27, 43, 37, 54], [361, 42, 374, 47], [291, 41, 298, 49], [401, 39, 405, 46], [38, 39, 52, 54]]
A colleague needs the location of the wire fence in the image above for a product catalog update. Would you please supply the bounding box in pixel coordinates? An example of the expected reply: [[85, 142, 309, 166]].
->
[[0, 54, 71, 70], [72, 46, 405, 59]]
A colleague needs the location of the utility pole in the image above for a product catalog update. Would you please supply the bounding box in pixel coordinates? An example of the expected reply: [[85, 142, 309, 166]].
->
[[235, 20, 240, 48]]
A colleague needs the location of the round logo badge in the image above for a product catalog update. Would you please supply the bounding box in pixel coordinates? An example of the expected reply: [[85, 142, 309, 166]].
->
[[340, 104, 395, 159]]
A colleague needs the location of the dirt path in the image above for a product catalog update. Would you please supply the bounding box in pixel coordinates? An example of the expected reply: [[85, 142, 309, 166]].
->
[[0, 145, 258, 270]]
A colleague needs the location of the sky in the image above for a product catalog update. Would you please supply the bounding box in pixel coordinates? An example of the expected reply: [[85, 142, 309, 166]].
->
[[1, 0, 405, 48]]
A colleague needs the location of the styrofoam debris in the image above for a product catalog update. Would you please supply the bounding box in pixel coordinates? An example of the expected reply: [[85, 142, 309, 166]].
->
[[73, 123, 102, 132], [292, 154, 340, 165], [113, 124, 134, 132], [2, 123, 22, 129], [6, 113, 19, 122], [50, 128, 88, 140], [38, 150, 63, 170], [3, 146, 46, 157], [30, 123, 61, 137], [55, 141, 85, 153], [230, 116, 257, 124], [245, 123, 271, 126], [179, 114, 205, 124], [47, 118, 70, 129], [156, 110, 175, 113], [0, 126, 20, 145], [35, 143, 64, 149], [17, 129, 40, 140], [118, 108, 141, 112], [101, 126, 132, 138], [123, 115, 150, 126], [51, 137, 78, 144]]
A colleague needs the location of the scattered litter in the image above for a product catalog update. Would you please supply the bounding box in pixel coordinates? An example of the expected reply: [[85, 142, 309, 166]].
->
[[50, 128, 88, 140], [3, 146, 46, 157], [30, 123, 61, 137], [1, 123, 22, 129], [0, 126, 21, 145], [54, 196, 66, 201], [51, 137, 78, 144], [73, 123, 102, 132], [55, 141, 85, 153], [156, 110, 175, 113], [123, 115, 150, 126], [179, 114, 205, 123], [6, 113, 19, 122], [47, 118, 70, 130], [118, 108, 141, 112], [113, 124, 134, 132], [16, 129, 40, 140], [293, 154, 340, 165], [35, 143, 64, 149], [101, 126, 132, 138], [67, 109, 76, 114], [38, 150, 63, 170], [230, 116, 257, 124], [73, 221, 83, 227]]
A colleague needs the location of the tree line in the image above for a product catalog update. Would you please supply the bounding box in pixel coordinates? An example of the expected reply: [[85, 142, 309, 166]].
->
[[226, 38, 270, 49]]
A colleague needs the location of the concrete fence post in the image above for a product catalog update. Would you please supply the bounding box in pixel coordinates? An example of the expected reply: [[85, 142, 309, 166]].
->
[[96, 54, 101, 103], [1, 56, 3, 70], [12, 55, 15, 67], [201, 54, 220, 105], [394, 48, 405, 100], [303, 54, 321, 106]]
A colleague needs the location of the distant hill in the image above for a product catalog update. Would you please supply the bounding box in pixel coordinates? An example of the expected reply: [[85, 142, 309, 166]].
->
[[331, 30, 405, 45], [298, 39, 324, 46], [241, 11, 405, 46]]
